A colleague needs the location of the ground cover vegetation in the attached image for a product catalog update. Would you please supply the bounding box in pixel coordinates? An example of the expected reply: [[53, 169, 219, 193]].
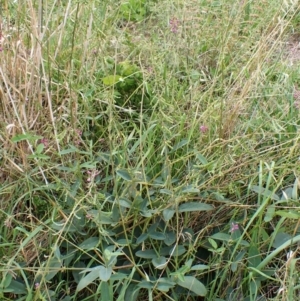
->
[[0, 0, 300, 300]]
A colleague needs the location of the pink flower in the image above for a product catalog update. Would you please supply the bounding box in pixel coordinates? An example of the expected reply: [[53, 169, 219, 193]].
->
[[86, 169, 100, 182], [230, 223, 239, 233], [75, 129, 82, 145], [169, 17, 180, 33], [199, 125, 208, 133], [40, 138, 49, 148]]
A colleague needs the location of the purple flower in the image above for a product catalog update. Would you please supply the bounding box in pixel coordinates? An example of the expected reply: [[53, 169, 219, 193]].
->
[[230, 223, 239, 233], [169, 17, 180, 33], [86, 169, 100, 182], [40, 138, 49, 148], [199, 125, 208, 133], [75, 129, 82, 145]]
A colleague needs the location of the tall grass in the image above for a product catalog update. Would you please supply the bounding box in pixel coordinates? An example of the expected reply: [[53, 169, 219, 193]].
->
[[0, 0, 300, 300]]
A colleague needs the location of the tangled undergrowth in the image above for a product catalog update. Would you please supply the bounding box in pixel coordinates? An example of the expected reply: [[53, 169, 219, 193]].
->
[[0, 0, 300, 300]]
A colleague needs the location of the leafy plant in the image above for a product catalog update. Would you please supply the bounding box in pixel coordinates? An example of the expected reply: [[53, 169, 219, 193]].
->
[[119, 0, 149, 22], [102, 60, 152, 110]]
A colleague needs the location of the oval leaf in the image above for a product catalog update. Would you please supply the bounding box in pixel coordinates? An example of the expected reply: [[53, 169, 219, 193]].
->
[[79, 237, 99, 250], [177, 276, 207, 296], [4, 280, 27, 294], [98, 266, 112, 282], [211, 233, 230, 242], [116, 169, 132, 181], [190, 264, 209, 271], [275, 210, 300, 219], [164, 231, 176, 246], [136, 249, 157, 259], [152, 256, 167, 269], [102, 75, 121, 86], [149, 232, 166, 240], [163, 208, 175, 221], [181, 185, 200, 194], [178, 202, 213, 213], [76, 268, 99, 292], [169, 245, 186, 257], [136, 233, 148, 244]]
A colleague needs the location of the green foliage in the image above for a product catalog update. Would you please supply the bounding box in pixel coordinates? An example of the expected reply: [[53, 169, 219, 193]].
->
[[102, 60, 152, 110], [119, 0, 149, 22], [1, 0, 300, 300]]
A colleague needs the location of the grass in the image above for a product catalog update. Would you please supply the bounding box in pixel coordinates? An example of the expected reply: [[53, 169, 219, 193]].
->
[[0, 0, 300, 300]]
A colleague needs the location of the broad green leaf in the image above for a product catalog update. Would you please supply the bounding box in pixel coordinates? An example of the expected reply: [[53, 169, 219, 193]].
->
[[264, 205, 275, 222], [136, 249, 157, 259], [275, 210, 300, 219], [231, 262, 238, 273], [164, 231, 176, 246], [149, 231, 165, 240], [140, 210, 153, 217], [79, 162, 97, 168], [79, 237, 99, 250], [59, 146, 79, 155], [211, 192, 231, 203], [45, 257, 62, 281], [211, 233, 231, 242], [251, 185, 279, 201], [181, 186, 200, 194], [116, 239, 130, 246], [191, 264, 210, 271], [102, 75, 122, 86], [1, 273, 12, 288], [116, 169, 132, 181], [190, 69, 201, 81], [72, 261, 86, 284], [156, 281, 176, 292], [208, 237, 218, 249], [177, 276, 207, 296], [169, 245, 186, 257], [231, 250, 246, 272], [3, 280, 27, 294], [292, 178, 298, 200], [163, 208, 175, 221], [98, 266, 112, 282], [152, 256, 167, 269], [160, 246, 174, 256], [118, 198, 132, 208], [178, 202, 213, 212], [36, 143, 44, 154], [77, 267, 100, 292], [273, 232, 292, 249], [124, 284, 140, 301], [136, 233, 148, 244], [185, 258, 194, 269], [28, 153, 50, 159], [137, 280, 154, 289], [196, 153, 208, 165], [171, 139, 189, 152], [94, 211, 114, 225], [248, 245, 261, 268], [11, 133, 42, 143], [100, 281, 109, 300], [157, 278, 176, 286], [160, 189, 173, 195], [110, 273, 128, 281]]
